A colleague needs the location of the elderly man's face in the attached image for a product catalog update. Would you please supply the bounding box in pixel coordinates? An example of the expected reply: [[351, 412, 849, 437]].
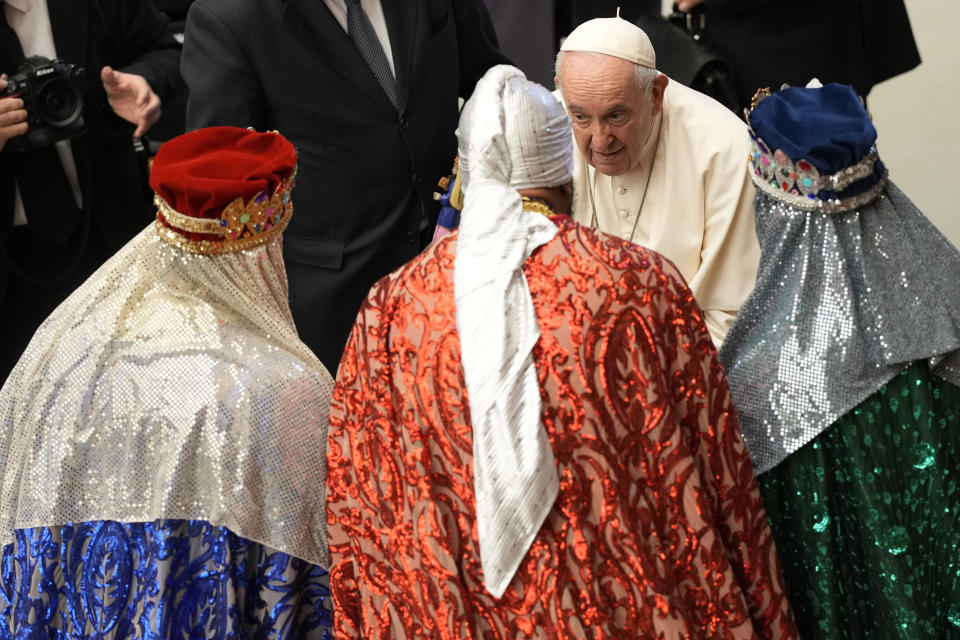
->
[[559, 53, 665, 177]]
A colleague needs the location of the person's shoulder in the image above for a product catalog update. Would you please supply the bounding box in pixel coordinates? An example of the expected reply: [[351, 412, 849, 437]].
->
[[188, 0, 273, 25], [662, 78, 751, 169], [365, 234, 456, 309], [664, 79, 747, 137], [538, 223, 696, 329], [554, 221, 686, 285]]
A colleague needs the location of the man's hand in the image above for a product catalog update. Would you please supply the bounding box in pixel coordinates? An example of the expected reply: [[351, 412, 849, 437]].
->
[[101, 66, 161, 138], [0, 75, 29, 152], [676, 0, 705, 11]]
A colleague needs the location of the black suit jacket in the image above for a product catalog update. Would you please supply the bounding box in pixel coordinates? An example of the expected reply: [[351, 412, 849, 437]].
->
[[0, 0, 180, 278], [0, 0, 180, 380], [182, 0, 509, 371]]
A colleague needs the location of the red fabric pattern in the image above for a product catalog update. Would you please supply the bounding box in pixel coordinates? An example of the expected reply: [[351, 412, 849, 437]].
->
[[327, 221, 798, 639]]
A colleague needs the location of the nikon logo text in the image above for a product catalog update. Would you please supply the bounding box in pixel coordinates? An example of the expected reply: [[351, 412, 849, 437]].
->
[[36, 68, 54, 76]]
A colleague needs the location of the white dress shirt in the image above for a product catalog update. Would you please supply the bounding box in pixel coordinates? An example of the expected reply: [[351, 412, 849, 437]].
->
[[4, 0, 83, 226], [322, 0, 396, 77]]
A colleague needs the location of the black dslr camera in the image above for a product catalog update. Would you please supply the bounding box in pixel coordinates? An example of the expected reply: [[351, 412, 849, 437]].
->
[[1, 56, 87, 152]]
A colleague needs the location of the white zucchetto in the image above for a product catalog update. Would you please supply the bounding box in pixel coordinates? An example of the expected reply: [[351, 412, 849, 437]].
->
[[560, 15, 657, 69]]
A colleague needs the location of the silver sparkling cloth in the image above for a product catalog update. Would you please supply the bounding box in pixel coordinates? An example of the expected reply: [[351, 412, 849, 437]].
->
[[455, 65, 571, 598], [0, 225, 334, 567], [720, 182, 960, 474]]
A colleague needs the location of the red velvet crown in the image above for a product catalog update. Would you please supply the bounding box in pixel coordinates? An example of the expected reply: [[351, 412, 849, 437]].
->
[[150, 127, 297, 254]]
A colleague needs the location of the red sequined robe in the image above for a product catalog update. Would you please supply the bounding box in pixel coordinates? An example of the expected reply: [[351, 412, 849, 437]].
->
[[327, 221, 798, 639]]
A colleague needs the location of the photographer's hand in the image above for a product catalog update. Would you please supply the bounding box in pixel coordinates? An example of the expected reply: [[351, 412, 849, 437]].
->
[[677, 0, 705, 10], [0, 76, 28, 153], [101, 66, 161, 138]]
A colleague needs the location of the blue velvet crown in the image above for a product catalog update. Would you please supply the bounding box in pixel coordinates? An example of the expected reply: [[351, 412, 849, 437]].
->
[[747, 83, 888, 213]]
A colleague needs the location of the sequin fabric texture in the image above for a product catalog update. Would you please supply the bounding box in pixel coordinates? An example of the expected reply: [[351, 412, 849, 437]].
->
[[759, 363, 960, 638], [0, 519, 332, 639], [327, 222, 798, 638], [0, 225, 334, 568], [720, 183, 960, 473]]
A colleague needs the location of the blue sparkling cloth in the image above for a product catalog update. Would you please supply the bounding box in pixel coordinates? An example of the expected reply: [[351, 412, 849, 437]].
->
[[0, 519, 331, 639]]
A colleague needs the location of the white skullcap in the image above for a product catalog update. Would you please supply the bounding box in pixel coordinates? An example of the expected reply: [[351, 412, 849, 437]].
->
[[454, 65, 566, 599], [560, 15, 656, 69]]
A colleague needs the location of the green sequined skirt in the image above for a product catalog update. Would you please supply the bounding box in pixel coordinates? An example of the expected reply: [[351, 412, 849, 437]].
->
[[759, 362, 960, 639]]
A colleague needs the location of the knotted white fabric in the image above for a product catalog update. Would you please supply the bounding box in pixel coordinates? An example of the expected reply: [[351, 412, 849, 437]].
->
[[454, 65, 573, 598]]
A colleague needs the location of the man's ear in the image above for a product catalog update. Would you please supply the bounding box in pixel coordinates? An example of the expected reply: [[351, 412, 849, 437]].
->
[[554, 75, 560, 90], [651, 74, 669, 115]]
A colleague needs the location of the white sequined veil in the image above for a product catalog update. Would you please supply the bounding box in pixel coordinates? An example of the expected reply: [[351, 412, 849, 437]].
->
[[0, 218, 334, 567]]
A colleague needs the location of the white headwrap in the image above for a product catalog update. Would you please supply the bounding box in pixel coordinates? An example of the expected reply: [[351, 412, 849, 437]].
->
[[454, 65, 573, 598]]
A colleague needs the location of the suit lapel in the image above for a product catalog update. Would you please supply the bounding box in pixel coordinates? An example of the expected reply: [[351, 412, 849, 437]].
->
[[283, 0, 396, 114], [47, 0, 87, 67], [380, 0, 418, 113]]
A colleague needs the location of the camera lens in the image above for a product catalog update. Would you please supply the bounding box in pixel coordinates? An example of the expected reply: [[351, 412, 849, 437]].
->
[[36, 78, 83, 128]]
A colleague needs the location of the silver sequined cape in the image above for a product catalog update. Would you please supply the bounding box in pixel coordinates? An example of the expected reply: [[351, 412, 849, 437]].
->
[[720, 182, 960, 474]]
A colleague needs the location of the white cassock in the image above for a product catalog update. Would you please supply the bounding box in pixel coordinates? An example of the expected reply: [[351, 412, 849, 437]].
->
[[564, 80, 760, 347]]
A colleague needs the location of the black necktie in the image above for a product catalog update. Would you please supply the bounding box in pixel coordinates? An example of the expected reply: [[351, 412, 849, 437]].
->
[[345, 0, 399, 110], [1, 4, 81, 245]]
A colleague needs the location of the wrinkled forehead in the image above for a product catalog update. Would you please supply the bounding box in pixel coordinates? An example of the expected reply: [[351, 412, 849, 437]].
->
[[560, 53, 644, 110]]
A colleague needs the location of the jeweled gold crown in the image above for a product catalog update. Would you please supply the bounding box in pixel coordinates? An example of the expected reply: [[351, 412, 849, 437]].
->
[[747, 132, 883, 214], [148, 127, 298, 255], [155, 168, 295, 255]]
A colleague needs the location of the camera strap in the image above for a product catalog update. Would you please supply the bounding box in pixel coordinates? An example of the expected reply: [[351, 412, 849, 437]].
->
[[0, 1, 23, 74]]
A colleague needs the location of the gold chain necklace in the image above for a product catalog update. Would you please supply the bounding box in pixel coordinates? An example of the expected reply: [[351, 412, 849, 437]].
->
[[521, 196, 557, 218], [588, 111, 663, 244]]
